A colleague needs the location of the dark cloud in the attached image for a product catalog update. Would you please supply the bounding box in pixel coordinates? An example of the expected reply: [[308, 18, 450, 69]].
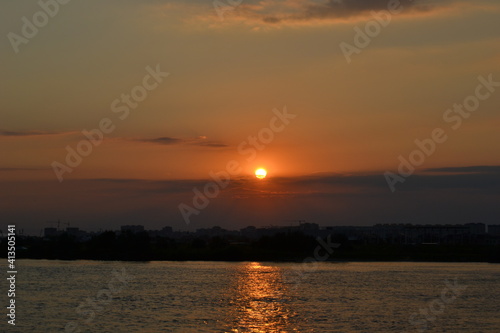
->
[[3, 165, 499, 233], [136, 136, 228, 148], [196, 142, 229, 148], [0, 167, 47, 171], [86, 178, 145, 183], [139, 137, 184, 145], [252, 0, 453, 24], [257, 166, 500, 194], [81, 165, 500, 196], [395, 173, 500, 192], [0, 130, 66, 137], [424, 166, 500, 174]]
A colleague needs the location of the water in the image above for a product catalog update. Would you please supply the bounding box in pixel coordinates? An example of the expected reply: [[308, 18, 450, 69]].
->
[[7, 260, 500, 332]]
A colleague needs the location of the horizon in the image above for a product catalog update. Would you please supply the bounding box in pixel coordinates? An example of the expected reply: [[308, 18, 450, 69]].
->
[[13, 218, 499, 237]]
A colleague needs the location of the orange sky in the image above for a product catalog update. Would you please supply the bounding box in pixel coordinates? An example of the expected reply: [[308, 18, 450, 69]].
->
[[1, 0, 500, 233]]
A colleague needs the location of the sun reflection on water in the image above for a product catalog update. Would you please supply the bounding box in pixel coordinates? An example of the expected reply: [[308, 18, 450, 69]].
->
[[227, 262, 299, 333]]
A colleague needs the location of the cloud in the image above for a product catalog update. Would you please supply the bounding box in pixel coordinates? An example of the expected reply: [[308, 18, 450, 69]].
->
[[83, 178, 208, 195], [424, 166, 500, 174], [256, 166, 500, 194], [4, 166, 500, 230], [0, 167, 47, 171], [0, 130, 71, 137], [262, 0, 418, 23], [135, 136, 228, 148], [139, 137, 184, 145], [86, 178, 145, 183], [196, 142, 229, 148], [85, 165, 500, 197], [206, 0, 473, 26]]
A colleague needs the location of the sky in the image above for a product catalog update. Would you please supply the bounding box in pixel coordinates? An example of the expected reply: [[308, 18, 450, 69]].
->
[[1, 0, 499, 235]]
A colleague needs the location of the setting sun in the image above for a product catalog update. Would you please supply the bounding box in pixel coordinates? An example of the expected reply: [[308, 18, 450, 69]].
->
[[255, 168, 267, 179]]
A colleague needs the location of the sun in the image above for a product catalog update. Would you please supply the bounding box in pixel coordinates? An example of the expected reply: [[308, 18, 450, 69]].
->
[[255, 168, 267, 179]]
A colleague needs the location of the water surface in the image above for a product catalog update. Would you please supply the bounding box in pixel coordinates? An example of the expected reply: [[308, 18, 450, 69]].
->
[[10, 260, 500, 332]]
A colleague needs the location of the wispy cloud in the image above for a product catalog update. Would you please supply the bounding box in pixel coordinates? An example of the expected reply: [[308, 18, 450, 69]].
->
[[83, 165, 500, 196], [260, 0, 428, 24], [196, 142, 229, 148], [0, 167, 47, 171], [0, 129, 73, 137], [139, 136, 184, 145], [424, 166, 500, 174], [135, 136, 228, 148], [199, 0, 484, 27], [4, 166, 499, 228]]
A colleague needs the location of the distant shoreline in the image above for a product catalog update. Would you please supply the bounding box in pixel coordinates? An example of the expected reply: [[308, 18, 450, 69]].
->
[[4, 231, 499, 263], [7, 257, 500, 264]]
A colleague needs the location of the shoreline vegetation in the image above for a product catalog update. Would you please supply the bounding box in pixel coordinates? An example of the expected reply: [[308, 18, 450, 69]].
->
[[3, 231, 500, 263]]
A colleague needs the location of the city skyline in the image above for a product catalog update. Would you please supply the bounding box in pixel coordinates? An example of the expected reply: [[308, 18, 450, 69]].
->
[[22, 219, 500, 238]]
